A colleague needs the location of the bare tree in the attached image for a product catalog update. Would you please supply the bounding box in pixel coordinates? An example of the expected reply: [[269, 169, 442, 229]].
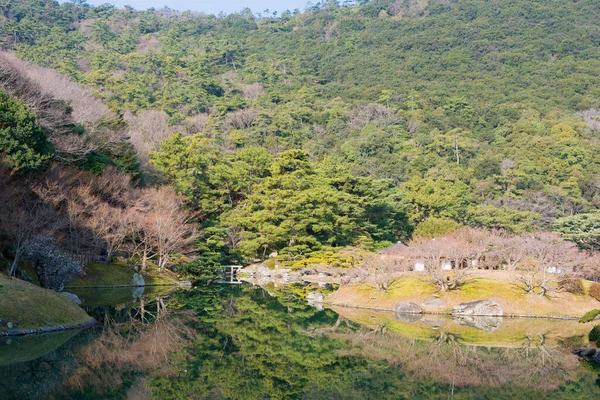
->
[[0, 171, 53, 276], [224, 108, 258, 130], [125, 110, 180, 167], [136, 187, 197, 270], [348, 103, 402, 130], [241, 83, 265, 101]]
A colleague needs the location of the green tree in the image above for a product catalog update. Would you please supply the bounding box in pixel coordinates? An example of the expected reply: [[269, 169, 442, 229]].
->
[[0, 90, 54, 172], [554, 212, 600, 251]]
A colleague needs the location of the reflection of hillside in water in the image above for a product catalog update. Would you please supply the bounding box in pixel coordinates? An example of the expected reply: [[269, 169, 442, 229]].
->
[[328, 307, 592, 390]]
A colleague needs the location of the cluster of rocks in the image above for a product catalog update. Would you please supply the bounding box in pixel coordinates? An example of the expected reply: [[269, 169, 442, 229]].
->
[[0, 320, 14, 329], [241, 264, 303, 286], [392, 299, 504, 332], [571, 347, 600, 362], [452, 299, 503, 317]]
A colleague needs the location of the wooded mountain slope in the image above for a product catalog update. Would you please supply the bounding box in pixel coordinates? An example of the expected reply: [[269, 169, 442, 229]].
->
[[2, 0, 600, 261]]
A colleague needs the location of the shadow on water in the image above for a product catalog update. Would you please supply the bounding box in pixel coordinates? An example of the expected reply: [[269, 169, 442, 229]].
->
[[1, 283, 600, 399]]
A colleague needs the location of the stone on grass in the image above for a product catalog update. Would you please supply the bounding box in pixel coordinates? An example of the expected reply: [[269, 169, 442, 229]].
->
[[61, 292, 82, 306], [452, 299, 503, 316], [132, 273, 145, 287]]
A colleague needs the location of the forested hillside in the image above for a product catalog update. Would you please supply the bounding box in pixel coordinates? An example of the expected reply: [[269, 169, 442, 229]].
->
[[2, 0, 600, 264]]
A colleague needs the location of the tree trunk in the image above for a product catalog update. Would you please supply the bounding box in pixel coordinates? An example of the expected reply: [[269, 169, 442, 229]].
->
[[8, 249, 20, 276]]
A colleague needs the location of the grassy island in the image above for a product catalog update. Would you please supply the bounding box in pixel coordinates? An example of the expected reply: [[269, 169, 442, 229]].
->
[[0, 275, 93, 336]]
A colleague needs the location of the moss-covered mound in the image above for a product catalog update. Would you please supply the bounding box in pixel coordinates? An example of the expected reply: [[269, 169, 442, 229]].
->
[[66, 261, 180, 288], [0, 275, 92, 335]]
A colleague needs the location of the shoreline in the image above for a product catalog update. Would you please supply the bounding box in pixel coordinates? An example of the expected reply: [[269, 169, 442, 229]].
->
[[0, 317, 97, 337], [64, 283, 181, 289], [322, 301, 584, 320]]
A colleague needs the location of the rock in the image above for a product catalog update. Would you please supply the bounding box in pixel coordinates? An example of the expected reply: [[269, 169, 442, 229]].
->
[[394, 302, 422, 314], [307, 292, 324, 303], [7, 322, 13, 329], [571, 348, 584, 355], [452, 299, 503, 316], [61, 292, 82, 306], [582, 348, 597, 357], [131, 273, 145, 287], [457, 315, 502, 332], [422, 298, 446, 309]]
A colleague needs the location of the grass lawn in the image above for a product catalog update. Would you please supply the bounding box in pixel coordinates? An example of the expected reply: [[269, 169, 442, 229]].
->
[[66, 260, 180, 288], [326, 271, 600, 318], [0, 274, 92, 334]]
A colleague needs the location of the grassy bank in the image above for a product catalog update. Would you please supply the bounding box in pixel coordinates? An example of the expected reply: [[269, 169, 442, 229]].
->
[[0, 275, 92, 335], [66, 261, 180, 288], [325, 271, 600, 318]]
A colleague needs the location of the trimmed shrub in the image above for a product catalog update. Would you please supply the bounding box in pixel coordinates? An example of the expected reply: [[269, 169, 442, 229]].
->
[[558, 276, 585, 295], [590, 325, 600, 343], [589, 283, 600, 301]]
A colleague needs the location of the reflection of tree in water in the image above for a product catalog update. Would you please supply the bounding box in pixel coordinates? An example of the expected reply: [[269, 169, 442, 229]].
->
[[4, 285, 600, 399], [146, 285, 600, 399], [0, 350, 66, 400], [0, 293, 188, 400], [0, 331, 94, 400], [63, 295, 194, 397], [329, 326, 580, 392]]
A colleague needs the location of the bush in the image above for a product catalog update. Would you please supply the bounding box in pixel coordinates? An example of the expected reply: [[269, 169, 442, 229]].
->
[[175, 258, 222, 283], [413, 217, 461, 239], [579, 309, 600, 323], [558, 276, 585, 295], [589, 283, 600, 301], [590, 325, 600, 343]]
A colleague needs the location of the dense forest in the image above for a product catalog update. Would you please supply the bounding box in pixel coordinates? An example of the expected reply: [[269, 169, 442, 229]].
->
[[2, 0, 600, 269]]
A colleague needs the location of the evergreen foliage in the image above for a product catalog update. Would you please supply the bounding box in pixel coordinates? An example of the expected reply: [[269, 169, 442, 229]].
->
[[0, 89, 54, 172], [4, 0, 600, 258]]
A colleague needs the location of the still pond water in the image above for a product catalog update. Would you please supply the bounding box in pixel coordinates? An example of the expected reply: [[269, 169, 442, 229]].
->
[[1, 283, 600, 399]]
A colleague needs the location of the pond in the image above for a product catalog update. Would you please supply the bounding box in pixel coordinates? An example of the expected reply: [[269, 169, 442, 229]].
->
[[1, 283, 600, 399]]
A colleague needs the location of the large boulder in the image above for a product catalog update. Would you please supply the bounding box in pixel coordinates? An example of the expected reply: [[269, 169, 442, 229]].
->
[[452, 299, 503, 316], [394, 302, 422, 314], [131, 273, 145, 287], [61, 292, 82, 306]]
